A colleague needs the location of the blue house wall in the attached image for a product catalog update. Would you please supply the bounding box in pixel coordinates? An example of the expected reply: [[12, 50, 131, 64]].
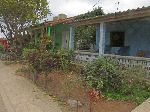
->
[[105, 17, 150, 57]]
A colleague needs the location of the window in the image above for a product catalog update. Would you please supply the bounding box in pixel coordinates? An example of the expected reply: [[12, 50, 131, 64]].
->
[[110, 32, 125, 47]]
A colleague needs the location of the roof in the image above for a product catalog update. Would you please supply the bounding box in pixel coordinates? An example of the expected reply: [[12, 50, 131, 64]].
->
[[71, 6, 150, 26], [31, 17, 75, 31], [44, 17, 75, 27], [0, 38, 7, 41]]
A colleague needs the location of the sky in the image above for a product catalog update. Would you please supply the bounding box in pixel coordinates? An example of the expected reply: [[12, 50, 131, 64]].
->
[[0, 0, 150, 37], [48, 0, 150, 18]]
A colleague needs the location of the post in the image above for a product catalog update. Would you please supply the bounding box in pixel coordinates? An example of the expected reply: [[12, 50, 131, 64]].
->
[[96, 24, 100, 51], [48, 26, 51, 37], [69, 26, 75, 50], [99, 22, 106, 56]]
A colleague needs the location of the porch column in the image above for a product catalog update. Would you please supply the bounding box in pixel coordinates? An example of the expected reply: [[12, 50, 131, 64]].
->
[[96, 24, 100, 51], [69, 26, 75, 50], [99, 22, 106, 56], [47, 26, 51, 37]]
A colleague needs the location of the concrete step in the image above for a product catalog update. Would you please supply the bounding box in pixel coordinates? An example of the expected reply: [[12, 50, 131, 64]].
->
[[131, 98, 150, 112]]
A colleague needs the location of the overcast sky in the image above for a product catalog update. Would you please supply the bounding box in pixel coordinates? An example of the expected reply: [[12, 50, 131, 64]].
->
[[0, 0, 150, 37], [48, 0, 150, 18]]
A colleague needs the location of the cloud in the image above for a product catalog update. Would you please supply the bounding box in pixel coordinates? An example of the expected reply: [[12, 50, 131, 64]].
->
[[48, 0, 94, 17], [48, 0, 150, 18]]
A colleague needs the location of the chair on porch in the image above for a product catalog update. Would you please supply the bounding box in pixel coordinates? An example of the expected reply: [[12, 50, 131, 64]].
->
[[137, 50, 145, 57]]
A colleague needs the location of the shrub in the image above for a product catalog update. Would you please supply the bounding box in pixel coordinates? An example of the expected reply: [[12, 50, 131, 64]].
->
[[56, 49, 74, 71], [82, 58, 150, 104], [120, 65, 150, 103], [27, 50, 60, 73], [22, 48, 37, 60], [82, 58, 122, 92], [0, 44, 4, 53]]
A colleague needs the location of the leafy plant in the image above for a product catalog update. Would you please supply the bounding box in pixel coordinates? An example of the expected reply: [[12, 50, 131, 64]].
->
[[82, 58, 122, 92], [0, 0, 50, 53], [75, 7, 104, 50], [22, 48, 37, 60], [0, 44, 4, 53], [120, 65, 150, 103], [56, 49, 74, 71], [82, 58, 150, 104]]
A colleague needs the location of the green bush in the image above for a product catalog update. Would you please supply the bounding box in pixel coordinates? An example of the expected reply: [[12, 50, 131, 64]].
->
[[56, 49, 74, 71], [27, 50, 60, 73], [82, 58, 122, 92], [22, 48, 37, 60], [82, 58, 150, 104], [0, 44, 4, 53], [120, 66, 150, 103]]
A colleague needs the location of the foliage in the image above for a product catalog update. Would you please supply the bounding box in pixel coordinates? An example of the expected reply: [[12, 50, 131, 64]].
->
[[22, 48, 37, 60], [26, 38, 38, 49], [3, 61, 16, 65], [16, 66, 34, 75], [0, 44, 4, 53], [27, 51, 60, 74], [25, 34, 75, 74], [82, 58, 121, 92], [119, 65, 150, 104], [82, 58, 150, 104], [75, 7, 104, 20], [56, 49, 74, 71], [75, 7, 104, 50], [75, 25, 96, 50], [0, 0, 50, 53], [62, 72, 78, 98], [37, 34, 52, 51]]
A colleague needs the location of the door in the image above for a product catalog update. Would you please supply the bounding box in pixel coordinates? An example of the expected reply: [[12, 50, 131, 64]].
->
[[62, 31, 69, 49]]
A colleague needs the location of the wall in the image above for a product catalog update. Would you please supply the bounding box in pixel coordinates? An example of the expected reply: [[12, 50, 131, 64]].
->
[[52, 23, 70, 49], [105, 17, 150, 57]]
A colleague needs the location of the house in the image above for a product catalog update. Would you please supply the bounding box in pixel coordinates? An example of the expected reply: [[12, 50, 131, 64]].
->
[[68, 6, 150, 70], [31, 14, 74, 50], [31, 7, 150, 70]]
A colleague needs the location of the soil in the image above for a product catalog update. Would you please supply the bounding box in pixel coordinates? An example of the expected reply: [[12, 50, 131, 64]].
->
[[0, 62, 62, 112], [18, 69, 138, 112]]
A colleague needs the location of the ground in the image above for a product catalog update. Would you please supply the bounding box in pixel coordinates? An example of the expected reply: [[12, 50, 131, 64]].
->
[[0, 60, 145, 112], [0, 61, 62, 112], [0, 94, 8, 112]]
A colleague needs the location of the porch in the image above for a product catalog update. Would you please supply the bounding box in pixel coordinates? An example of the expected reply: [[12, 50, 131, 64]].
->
[[75, 18, 150, 56], [69, 7, 150, 66]]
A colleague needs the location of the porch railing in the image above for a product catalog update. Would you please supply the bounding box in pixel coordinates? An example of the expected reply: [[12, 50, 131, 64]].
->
[[102, 54, 150, 71], [74, 51, 150, 71], [74, 51, 99, 62]]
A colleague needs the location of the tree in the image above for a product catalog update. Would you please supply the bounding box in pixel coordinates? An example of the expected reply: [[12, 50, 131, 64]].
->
[[75, 7, 104, 51], [0, 0, 50, 54]]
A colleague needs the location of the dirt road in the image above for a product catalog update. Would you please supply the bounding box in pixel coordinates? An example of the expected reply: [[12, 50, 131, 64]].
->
[[0, 61, 62, 112]]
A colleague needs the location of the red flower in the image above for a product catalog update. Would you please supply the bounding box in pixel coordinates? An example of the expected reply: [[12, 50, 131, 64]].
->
[[87, 90, 97, 102]]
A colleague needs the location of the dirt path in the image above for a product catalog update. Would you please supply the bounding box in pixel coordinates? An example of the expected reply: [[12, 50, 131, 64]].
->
[[0, 94, 8, 112], [0, 61, 62, 112]]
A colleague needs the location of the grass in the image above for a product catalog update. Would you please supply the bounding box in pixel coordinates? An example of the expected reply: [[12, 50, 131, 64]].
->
[[102, 84, 150, 104], [3, 61, 17, 65]]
